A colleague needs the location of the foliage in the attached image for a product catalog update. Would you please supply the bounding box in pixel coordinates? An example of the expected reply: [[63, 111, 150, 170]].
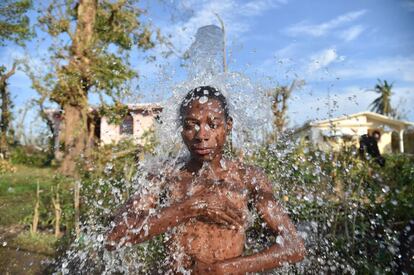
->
[[63, 136, 165, 270], [141, 128, 158, 154], [32, 0, 157, 174], [0, 165, 64, 226], [37, 0, 155, 107], [98, 101, 130, 124], [0, 159, 16, 174], [21, 175, 73, 233], [10, 145, 54, 167], [11, 231, 58, 255], [0, 0, 33, 46], [250, 137, 414, 273], [44, 128, 412, 273], [0, 0, 32, 158], [370, 79, 395, 117]]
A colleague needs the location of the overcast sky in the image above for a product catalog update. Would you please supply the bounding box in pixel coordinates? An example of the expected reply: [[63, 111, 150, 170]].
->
[[1, 0, 414, 132]]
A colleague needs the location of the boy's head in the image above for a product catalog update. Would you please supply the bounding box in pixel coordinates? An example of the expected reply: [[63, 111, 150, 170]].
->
[[179, 86, 232, 162], [372, 130, 381, 142], [179, 86, 230, 122]]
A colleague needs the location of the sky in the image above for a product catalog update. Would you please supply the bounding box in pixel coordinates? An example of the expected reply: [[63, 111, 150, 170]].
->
[[1, 0, 414, 134]]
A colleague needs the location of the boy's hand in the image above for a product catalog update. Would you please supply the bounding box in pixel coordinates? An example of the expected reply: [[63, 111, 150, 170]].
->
[[185, 185, 244, 228], [193, 260, 225, 275]]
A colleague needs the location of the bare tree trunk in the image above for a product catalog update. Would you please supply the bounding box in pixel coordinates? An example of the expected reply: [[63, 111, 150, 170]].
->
[[60, 104, 89, 174], [270, 80, 304, 139], [31, 181, 40, 235], [39, 101, 58, 156], [0, 63, 17, 159], [52, 183, 61, 237], [55, 0, 97, 236], [59, 0, 97, 176]]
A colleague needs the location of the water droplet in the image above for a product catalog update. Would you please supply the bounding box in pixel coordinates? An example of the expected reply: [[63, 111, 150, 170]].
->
[[199, 96, 208, 104]]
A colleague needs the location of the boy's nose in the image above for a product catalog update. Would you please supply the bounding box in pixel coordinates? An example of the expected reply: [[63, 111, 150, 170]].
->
[[195, 124, 210, 140]]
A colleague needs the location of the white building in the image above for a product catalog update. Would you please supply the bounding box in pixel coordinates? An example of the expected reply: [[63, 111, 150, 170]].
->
[[294, 111, 414, 154]]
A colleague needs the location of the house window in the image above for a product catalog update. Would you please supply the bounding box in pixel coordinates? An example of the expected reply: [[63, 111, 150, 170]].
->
[[120, 114, 134, 135]]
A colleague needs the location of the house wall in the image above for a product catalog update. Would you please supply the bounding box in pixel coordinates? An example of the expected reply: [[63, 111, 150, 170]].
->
[[293, 112, 414, 155], [317, 115, 368, 128], [310, 127, 394, 154], [100, 117, 122, 144], [131, 112, 155, 143], [100, 111, 157, 145], [378, 131, 392, 154], [303, 114, 411, 154]]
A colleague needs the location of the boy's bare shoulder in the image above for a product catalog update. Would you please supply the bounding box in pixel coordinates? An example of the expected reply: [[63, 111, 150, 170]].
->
[[227, 159, 266, 177], [227, 160, 272, 191]]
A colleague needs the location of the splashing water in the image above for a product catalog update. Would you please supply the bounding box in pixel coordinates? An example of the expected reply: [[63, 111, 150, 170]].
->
[[54, 24, 276, 274], [53, 24, 413, 275]]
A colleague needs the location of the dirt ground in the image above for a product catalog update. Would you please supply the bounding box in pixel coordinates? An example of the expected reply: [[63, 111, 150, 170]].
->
[[0, 225, 53, 275]]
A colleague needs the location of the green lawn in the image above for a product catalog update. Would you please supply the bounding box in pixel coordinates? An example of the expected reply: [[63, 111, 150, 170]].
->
[[0, 165, 61, 227], [0, 165, 72, 274]]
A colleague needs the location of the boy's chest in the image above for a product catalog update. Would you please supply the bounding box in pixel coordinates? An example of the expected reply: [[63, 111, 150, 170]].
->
[[168, 172, 250, 209]]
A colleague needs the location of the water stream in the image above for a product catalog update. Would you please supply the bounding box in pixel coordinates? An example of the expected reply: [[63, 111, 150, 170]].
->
[[53, 25, 409, 274]]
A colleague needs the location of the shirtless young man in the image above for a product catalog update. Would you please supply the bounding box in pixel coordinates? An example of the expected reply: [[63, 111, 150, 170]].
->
[[105, 86, 305, 274]]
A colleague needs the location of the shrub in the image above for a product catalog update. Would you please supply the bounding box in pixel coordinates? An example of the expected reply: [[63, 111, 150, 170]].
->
[[0, 159, 16, 174], [10, 145, 53, 167], [249, 139, 414, 273]]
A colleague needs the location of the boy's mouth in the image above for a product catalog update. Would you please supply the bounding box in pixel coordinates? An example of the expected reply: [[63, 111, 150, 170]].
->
[[192, 147, 212, 155]]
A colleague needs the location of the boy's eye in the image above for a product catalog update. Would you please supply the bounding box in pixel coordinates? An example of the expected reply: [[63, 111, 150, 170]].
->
[[209, 123, 219, 129], [184, 121, 197, 130]]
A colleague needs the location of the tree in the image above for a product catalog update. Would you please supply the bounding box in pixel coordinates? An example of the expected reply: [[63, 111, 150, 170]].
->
[[36, 0, 155, 175], [0, 0, 32, 46], [270, 80, 304, 136], [369, 79, 394, 117], [23, 65, 61, 159], [0, 63, 17, 158], [0, 0, 32, 158]]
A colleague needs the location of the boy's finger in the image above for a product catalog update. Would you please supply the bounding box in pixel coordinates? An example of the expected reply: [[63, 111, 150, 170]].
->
[[206, 209, 236, 227], [207, 208, 243, 227]]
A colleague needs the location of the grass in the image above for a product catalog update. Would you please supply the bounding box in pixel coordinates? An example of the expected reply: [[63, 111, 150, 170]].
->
[[11, 231, 58, 255], [0, 231, 56, 274], [0, 165, 70, 274], [0, 165, 67, 227], [0, 165, 57, 227]]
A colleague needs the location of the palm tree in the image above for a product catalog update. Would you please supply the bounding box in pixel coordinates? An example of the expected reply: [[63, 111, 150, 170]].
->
[[369, 79, 394, 116]]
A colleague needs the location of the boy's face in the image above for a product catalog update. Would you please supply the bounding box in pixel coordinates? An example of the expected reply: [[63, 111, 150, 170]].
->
[[181, 98, 232, 162]]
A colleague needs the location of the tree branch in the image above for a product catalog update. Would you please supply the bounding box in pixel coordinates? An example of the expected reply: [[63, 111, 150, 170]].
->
[[0, 61, 18, 83]]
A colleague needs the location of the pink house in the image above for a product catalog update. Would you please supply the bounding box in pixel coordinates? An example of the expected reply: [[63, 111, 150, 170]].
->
[[46, 103, 163, 154]]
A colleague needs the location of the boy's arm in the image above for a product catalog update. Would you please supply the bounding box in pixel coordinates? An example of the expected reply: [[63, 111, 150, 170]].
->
[[105, 192, 158, 250], [106, 185, 243, 250], [197, 169, 305, 274], [105, 172, 165, 250]]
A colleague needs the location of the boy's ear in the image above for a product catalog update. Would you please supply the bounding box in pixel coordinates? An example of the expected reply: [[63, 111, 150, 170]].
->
[[226, 117, 233, 133]]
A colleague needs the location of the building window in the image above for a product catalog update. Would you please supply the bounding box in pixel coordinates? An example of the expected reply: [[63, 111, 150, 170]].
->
[[120, 114, 134, 135]]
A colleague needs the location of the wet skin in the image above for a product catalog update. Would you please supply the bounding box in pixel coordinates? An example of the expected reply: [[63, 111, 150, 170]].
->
[[106, 99, 305, 274]]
